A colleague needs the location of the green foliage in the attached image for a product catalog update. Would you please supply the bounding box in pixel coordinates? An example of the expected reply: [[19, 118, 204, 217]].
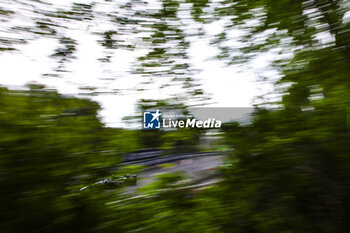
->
[[0, 85, 124, 233], [216, 0, 350, 232], [103, 127, 142, 154], [119, 164, 145, 174], [0, 0, 209, 101], [161, 127, 201, 151], [1, 0, 350, 233], [105, 172, 224, 233]]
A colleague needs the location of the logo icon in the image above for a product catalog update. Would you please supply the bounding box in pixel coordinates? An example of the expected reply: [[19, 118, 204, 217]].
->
[[143, 110, 161, 129]]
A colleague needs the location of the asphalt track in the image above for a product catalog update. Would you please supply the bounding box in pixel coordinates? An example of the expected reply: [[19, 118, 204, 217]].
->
[[123, 153, 224, 194]]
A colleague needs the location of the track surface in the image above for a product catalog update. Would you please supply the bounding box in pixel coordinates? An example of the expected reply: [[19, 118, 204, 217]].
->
[[124, 154, 224, 194]]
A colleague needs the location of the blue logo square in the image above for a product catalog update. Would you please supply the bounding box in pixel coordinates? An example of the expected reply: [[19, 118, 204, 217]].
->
[[143, 110, 161, 129]]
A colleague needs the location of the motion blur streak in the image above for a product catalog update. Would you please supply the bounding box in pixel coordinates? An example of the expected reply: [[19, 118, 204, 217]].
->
[[1, 0, 350, 233]]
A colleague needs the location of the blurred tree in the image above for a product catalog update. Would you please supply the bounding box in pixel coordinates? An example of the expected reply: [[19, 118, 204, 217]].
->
[[0, 0, 210, 105], [216, 0, 350, 232], [0, 85, 124, 233]]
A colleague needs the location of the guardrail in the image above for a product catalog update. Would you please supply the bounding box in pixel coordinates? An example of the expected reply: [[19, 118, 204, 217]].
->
[[119, 151, 222, 167]]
